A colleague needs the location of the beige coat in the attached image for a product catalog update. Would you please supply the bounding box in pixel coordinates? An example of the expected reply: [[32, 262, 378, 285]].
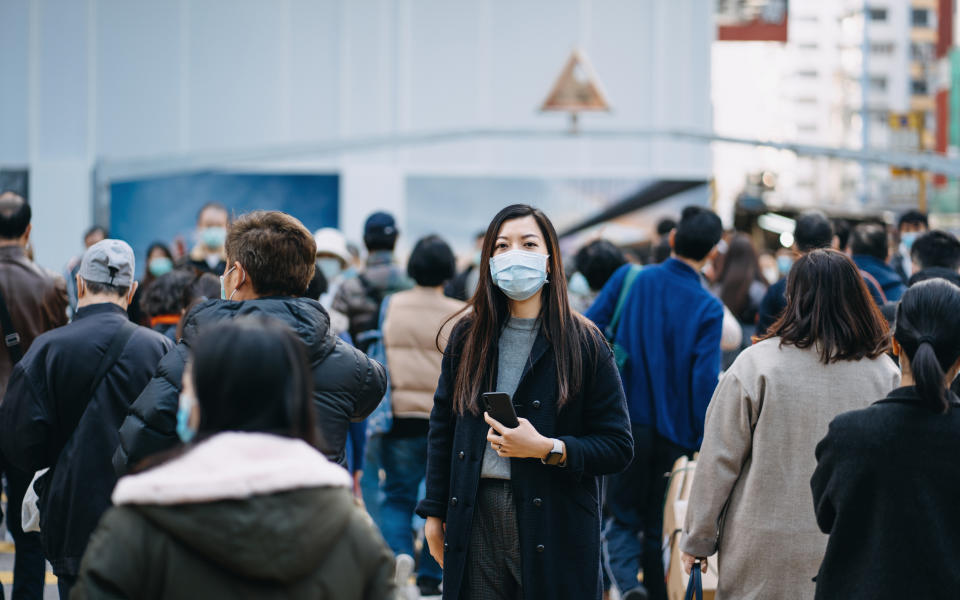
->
[[681, 338, 900, 600], [383, 287, 465, 418]]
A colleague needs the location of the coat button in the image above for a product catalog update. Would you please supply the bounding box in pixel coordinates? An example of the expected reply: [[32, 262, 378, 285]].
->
[[536, 544, 545, 553], [443, 542, 449, 551], [450, 497, 458, 507], [458, 451, 465, 460], [533, 497, 543, 507], [531, 400, 541, 409]]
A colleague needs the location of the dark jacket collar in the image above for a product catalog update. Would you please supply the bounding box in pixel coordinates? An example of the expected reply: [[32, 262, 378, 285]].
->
[[664, 257, 701, 281], [74, 303, 128, 320], [874, 386, 960, 409]]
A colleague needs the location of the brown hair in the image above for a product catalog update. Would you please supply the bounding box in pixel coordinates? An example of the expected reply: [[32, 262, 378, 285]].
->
[[717, 233, 765, 317], [442, 204, 601, 415], [758, 249, 889, 363], [225, 211, 316, 297]]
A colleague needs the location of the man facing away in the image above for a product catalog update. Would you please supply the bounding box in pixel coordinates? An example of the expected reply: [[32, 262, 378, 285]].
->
[[114, 211, 387, 473], [0, 192, 69, 599], [585, 205, 724, 600], [0, 239, 172, 598]]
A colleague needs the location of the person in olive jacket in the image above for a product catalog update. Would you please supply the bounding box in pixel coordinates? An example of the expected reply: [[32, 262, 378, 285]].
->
[[811, 278, 960, 600], [417, 205, 634, 600], [74, 317, 395, 600], [113, 211, 387, 474]]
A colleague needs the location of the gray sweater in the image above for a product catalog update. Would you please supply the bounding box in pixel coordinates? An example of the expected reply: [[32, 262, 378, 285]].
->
[[480, 317, 539, 479]]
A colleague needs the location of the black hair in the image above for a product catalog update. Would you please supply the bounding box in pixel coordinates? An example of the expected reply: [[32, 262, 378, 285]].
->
[[794, 212, 834, 252], [191, 316, 318, 445], [656, 218, 677, 237], [196, 202, 228, 224], [895, 279, 960, 413], [833, 219, 852, 251], [673, 206, 722, 261], [85, 225, 109, 241], [849, 223, 888, 260], [652, 240, 672, 264], [898, 209, 928, 231], [407, 235, 456, 287], [910, 230, 960, 271], [141, 269, 197, 318], [575, 239, 627, 291], [304, 264, 328, 300], [83, 279, 130, 298], [0, 192, 31, 240], [146, 242, 173, 261]]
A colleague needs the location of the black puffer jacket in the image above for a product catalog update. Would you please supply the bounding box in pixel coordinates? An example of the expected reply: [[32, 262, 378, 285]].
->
[[113, 297, 386, 474]]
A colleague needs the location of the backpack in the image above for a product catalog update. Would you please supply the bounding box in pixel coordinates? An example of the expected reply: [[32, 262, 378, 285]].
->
[[360, 295, 393, 437]]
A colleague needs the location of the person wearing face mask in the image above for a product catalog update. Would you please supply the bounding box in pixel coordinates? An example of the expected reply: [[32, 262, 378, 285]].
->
[[128, 242, 175, 325], [114, 211, 386, 477], [890, 209, 928, 284], [0, 239, 173, 599], [72, 317, 396, 600], [312, 227, 352, 310], [419, 204, 633, 600], [182, 203, 229, 276]]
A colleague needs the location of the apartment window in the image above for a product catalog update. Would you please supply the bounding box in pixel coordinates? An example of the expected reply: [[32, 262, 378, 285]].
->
[[797, 124, 819, 134], [911, 42, 932, 61], [796, 70, 819, 79], [870, 42, 895, 54], [797, 42, 819, 51], [911, 8, 929, 27], [868, 8, 887, 22], [795, 96, 818, 104], [912, 79, 928, 94], [869, 76, 887, 92], [795, 15, 819, 24]]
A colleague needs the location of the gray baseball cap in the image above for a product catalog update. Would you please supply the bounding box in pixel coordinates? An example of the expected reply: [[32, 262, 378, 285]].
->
[[79, 239, 136, 287]]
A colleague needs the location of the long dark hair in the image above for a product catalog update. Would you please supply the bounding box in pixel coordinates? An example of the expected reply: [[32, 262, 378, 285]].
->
[[895, 279, 960, 413], [143, 242, 174, 287], [759, 249, 889, 363], [191, 316, 318, 444], [718, 233, 766, 317], [443, 204, 599, 415]]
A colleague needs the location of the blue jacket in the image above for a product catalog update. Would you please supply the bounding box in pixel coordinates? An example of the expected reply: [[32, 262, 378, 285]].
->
[[853, 255, 906, 303], [585, 259, 723, 449]]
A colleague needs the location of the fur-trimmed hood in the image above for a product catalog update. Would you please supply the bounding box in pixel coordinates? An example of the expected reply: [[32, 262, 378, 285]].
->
[[113, 432, 350, 505]]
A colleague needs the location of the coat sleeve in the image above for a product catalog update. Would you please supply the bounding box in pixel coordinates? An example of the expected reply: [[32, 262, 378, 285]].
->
[[344, 339, 387, 421], [690, 301, 724, 444], [353, 509, 397, 600], [680, 371, 758, 557], [810, 418, 849, 534], [557, 337, 634, 480], [113, 342, 188, 476], [0, 361, 56, 473], [73, 507, 154, 600], [44, 275, 69, 330], [416, 327, 462, 520], [583, 263, 630, 332]]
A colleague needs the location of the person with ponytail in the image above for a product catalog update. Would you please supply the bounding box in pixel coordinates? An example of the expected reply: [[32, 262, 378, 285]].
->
[[811, 278, 960, 599], [416, 204, 633, 600]]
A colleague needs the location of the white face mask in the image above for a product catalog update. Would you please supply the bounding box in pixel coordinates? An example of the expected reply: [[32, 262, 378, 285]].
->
[[489, 250, 549, 301], [316, 257, 343, 282]]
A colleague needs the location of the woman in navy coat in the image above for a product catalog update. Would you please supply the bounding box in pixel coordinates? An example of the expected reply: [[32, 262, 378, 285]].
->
[[417, 204, 633, 600]]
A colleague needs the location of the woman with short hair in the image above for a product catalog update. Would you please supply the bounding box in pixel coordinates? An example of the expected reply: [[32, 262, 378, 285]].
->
[[73, 317, 395, 599], [680, 249, 900, 599], [418, 204, 633, 600]]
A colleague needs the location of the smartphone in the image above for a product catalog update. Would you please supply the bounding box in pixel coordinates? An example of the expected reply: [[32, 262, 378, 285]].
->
[[482, 392, 519, 428]]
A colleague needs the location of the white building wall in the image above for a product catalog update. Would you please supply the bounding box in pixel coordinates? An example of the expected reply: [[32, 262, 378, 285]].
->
[[1, 0, 713, 271]]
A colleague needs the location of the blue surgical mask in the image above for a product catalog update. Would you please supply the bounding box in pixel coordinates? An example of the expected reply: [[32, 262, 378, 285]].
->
[[568, 271, 592, 295], [777, 255, 793, 276], [201, 226, 227, 250], [316, 257, 343, 282], [489, 250, 549, 301], [148, 257, 174, 278], [901, 232, 919, 251], [176, 392, 197, 443]]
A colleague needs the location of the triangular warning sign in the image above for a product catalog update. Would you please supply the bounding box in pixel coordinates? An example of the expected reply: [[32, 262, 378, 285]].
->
[[540, 49, 611, 112]]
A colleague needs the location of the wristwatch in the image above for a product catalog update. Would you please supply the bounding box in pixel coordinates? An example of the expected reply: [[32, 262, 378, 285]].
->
[[542, 438, 565, 466]]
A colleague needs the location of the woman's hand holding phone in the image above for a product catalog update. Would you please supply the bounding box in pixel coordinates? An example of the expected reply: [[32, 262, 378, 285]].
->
[[484, 412, 554, 460], [425, 516, 446, 568]]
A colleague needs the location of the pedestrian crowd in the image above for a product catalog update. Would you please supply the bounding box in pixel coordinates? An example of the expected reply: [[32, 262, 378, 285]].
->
[[0, 187, 956, 600]]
